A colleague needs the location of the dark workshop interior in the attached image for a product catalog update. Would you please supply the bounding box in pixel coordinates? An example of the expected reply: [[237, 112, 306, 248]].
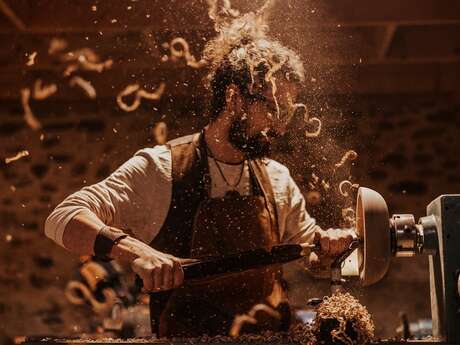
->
[[0, 0, 460, 344]]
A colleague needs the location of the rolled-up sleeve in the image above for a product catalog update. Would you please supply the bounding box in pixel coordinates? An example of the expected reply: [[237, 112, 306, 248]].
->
[[44, 146, 172, 247], [281, 176, 320, 245]]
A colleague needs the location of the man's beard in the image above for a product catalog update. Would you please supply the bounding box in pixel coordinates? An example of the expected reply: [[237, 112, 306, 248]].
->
[[229, 119, 275, 159]]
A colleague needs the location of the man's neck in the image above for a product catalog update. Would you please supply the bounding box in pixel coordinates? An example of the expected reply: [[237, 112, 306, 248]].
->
[[204, 111, 245, 165]]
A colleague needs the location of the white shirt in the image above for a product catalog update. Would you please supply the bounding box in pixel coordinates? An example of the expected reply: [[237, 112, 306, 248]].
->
[[44, 144, 320, 248]]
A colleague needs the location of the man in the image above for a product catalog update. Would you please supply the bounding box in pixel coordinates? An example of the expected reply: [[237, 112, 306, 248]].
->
[[45, 15, 354, 338]]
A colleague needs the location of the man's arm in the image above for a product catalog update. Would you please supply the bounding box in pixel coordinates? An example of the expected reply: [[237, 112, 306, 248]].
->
[[281, 174, 354, 261], [44, 147, 183, 291]]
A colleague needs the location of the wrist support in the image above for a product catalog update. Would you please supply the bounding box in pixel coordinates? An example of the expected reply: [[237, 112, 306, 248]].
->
[[93, 226, 128, 261]]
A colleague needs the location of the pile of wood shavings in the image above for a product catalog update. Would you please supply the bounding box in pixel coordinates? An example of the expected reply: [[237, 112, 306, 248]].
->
[[46, 294, 372, 345], [309, 293, 375, 345]]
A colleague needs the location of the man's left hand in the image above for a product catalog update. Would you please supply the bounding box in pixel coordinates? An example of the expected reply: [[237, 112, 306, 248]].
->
[[313, 228, 356, 258]]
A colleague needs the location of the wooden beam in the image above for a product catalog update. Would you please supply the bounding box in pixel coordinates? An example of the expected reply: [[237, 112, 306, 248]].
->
[[0, 59, 458, 100], [379, 24, 398, 59], [0, 0, 26, 30], [0, 0, 459, 34]]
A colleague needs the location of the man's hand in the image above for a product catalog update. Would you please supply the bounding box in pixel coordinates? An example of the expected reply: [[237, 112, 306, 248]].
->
[[314, 228, 356, 258], [308, 228, 356, 273], [130, 249, 184, 292]]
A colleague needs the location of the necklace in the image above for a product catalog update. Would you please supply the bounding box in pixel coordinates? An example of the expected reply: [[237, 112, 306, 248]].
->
[[212, 157, 245, 189]]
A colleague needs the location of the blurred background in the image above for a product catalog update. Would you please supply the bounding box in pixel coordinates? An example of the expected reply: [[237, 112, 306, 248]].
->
[[0, 0, 459, 342]]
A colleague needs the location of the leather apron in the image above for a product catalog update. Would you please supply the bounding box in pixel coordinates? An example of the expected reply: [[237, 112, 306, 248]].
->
[[151, 133, 289, 337]]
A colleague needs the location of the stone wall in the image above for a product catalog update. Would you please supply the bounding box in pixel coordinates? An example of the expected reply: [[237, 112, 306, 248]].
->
[[0, 93, 459, 342]]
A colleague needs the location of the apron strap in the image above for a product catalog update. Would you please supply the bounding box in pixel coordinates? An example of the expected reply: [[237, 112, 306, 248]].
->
[[248, 159, 280, 243]]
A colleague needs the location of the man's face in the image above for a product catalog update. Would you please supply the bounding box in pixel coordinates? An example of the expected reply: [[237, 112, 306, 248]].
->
[[229, 78, 301, 158]]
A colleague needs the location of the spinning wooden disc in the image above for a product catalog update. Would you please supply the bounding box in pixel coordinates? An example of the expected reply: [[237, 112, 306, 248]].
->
[[356, 187, 392, 286]]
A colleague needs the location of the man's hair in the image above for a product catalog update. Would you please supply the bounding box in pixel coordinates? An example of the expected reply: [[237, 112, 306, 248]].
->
[[203, 13, 305, 121]]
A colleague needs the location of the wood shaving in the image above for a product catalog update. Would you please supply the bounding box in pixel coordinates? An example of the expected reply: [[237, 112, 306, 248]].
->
[[169, 37, 207, 69], [342, 208, 356, 227], [310, 293, 374, 345], [48, 38, 68, 55], [335, 150, 358, 169], [230, 303, 281, 337], [5, 150, 29, 164], [206, 0, 240, 32], [287, 97, 308, 124], [63, 64, 79, 77], [69, 76, 96, 99], [33, 79, 57, 100], [21, 88, 42, 130], [60, 47, 113, 75], [26, 51, 37, 66], [339, 180, 359, 198], [80, 58, 113, 73], [152, 121, 168, 144], [305, 117, 322, 138], [116, 83, 165, 112]]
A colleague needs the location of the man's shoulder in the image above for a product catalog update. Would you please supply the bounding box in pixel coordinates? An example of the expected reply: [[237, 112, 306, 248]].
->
[[135, 144, 171, 159], [134, 145, 171, 174], [166, 133, 199, 147], [262, 157, 290, 176]]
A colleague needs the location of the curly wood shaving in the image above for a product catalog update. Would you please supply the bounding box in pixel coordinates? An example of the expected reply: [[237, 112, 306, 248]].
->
[[229, 314, 257, 337], [137, 83, 166, 100], [206, 0, 240, 32], [287, 94, 307, 124], [5, 150, 29, 164], [169, 37, 207, 69], [339, 180, 359, 197], [116, 83, 165, 112], [311, 293, 374, 345], [305, 117, 321, 138], [61, 48, 113, 75], [21, 88, 42, 130], [342, 207, 356, 226], [62, 48, 99, 63], [80, 59, 113, 73], [69, 76, 96, 99], [335, 150, 358, 168], [33, 79, 57, 100]]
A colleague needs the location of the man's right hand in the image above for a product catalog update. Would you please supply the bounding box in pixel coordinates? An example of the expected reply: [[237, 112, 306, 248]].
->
[[130, 249, 184, 292]]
